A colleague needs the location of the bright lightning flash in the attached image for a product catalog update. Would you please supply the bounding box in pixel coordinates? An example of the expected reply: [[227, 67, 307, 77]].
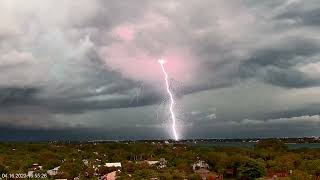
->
[[158, 59, 179, 141]]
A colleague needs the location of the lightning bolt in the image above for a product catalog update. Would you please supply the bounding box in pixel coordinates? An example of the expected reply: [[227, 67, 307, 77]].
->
[[158, 59, 179, 141]]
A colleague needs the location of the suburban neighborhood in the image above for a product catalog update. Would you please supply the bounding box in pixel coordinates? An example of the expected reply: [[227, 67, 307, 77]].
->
[[0, 139, 319, 179]]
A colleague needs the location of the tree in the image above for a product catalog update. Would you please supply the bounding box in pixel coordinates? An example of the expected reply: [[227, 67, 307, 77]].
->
[[255, 139, 288, 152], [59, 160, 85, 179], [270, 153, 301, 172], [98, 166, 119, 176], [0, 164, 7, 174], [176, 161, 191, 173], [290, 170, 312, 180], [205, 152, 229, 173], [255, 140, 288, 161], [228, 155, 251, 176], [237, 159, 265, 180], [132, 169, 158, 179], [299, 160, 320, 177], [189, 173, 202, 180], [39, 150, 61, 170]]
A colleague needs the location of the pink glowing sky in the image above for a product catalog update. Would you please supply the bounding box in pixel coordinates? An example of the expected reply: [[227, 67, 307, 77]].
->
[[99, 12, 196, 88]]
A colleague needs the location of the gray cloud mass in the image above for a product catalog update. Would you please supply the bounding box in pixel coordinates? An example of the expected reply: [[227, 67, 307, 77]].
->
[[0, 0, 320, 140]]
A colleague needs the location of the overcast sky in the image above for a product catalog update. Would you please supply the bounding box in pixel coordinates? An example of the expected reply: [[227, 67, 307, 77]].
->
[[1, 0, 320, 140]]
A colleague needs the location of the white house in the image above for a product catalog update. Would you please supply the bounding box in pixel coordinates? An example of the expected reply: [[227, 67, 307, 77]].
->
[[192, 160, 209, 171], [82, 159, 89, 166], [31, 163, 43, 171], [158, 158, 167, 169], [146, 161, 159, 165], [47, 166, 60, 176], [104, 162, 121, 168], [145, 158, 167, 169]]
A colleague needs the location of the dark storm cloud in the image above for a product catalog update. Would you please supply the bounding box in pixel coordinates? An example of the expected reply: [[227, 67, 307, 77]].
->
[[0, 0, 320, 138], [0, 126, 168, 141], [0, 43, 161, 114], [239, 37, 320, 88], [0, 84, 162, 114], [184, 110, 320, 138], [237, 103, 320, 121], [275, 4, 320, 26], [44, 91, 161, 114], [243, 38, 319, 68], [186, 120, 320, 138], [259, 67, 317, 88], [0, 87, 39, 106], [240, 65, 318, 88]]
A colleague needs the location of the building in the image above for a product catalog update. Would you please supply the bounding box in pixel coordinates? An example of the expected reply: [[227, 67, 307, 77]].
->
[[195, 168, 210, 180], [146, 160, 159, 165], [104, 162, 121, 168], [143, 158, 167, 169], [192, 160, 209, 171], [47, 166, 60, 176], [158, 158, 167, 169], [32, 163, 43, 171], [191, 160, 211, 179], [82, 159, 89, 166], [106, 171, 117, 180], [99, 171, 117, 180]]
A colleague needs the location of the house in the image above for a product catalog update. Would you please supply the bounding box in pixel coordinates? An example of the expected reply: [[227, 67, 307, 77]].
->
[[146, 160, 159, 165], [32, 163, 43, 171], [93, 164, 102, 176], [267, 170, 289, 178], [106, 171, 117, 180], [143, 158, 167, 169], [105, 162, 121, 168], [99, 171, 117, 180], [208, 174, 223, 180], [192, 160, 209, 171], [268, 172, 289, 178], [82, 159, 89, 166], [225, 168, 235, 176], [99, 174, 107, 180], [47, 166, 60, 176], [192, 160, 211, 180], [195, 168, 210, 180], [158, 158, 167, 169]]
